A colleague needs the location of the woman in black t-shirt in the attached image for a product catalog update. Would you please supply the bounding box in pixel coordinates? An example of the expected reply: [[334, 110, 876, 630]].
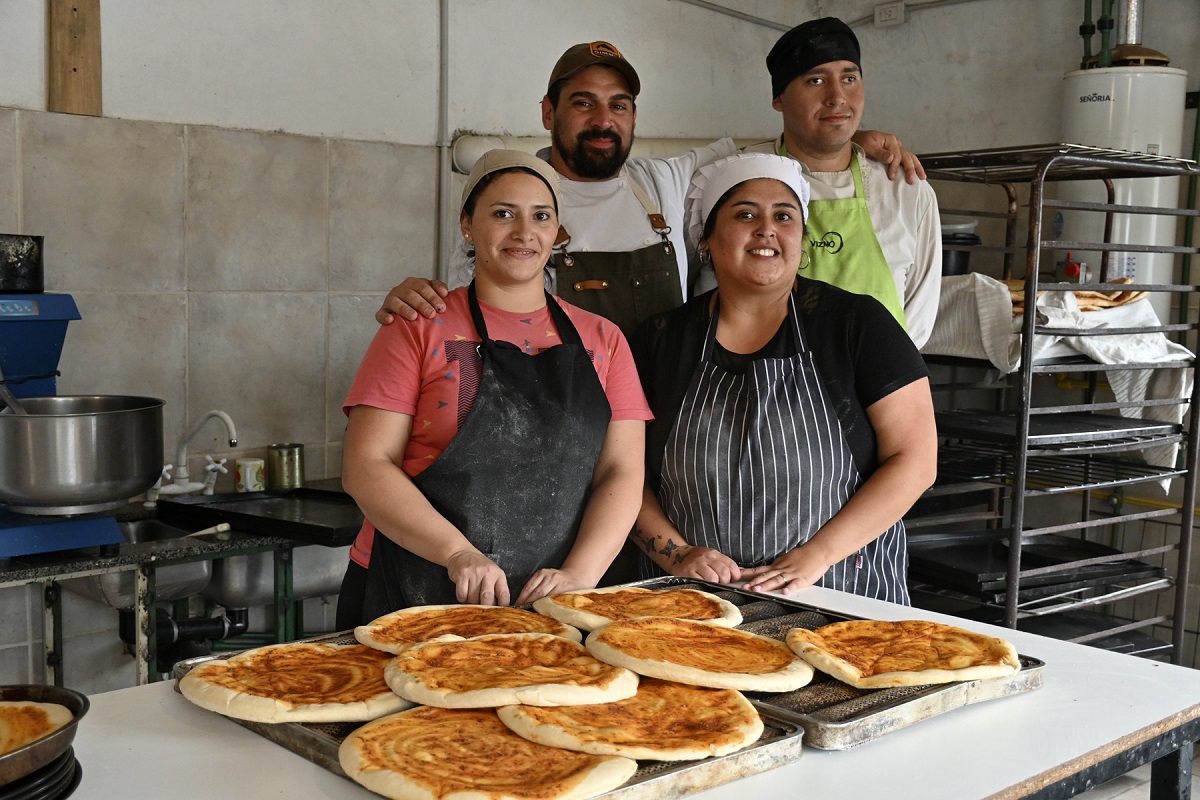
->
[[629, 153, 936, 604]]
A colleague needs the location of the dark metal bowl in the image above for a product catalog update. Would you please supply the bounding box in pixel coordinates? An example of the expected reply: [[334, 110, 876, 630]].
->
[[0, 685, 88, 786]]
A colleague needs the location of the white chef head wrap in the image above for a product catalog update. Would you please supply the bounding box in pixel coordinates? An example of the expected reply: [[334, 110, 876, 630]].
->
[[687, 153, 810, 246]]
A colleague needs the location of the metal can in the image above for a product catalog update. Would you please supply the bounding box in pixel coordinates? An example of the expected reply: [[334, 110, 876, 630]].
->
[[265, 443, 305, 490]]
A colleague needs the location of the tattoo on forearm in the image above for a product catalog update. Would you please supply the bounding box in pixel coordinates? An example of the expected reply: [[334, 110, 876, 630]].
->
[[631, 525, 658, 555], [632, 525, 688, 564]]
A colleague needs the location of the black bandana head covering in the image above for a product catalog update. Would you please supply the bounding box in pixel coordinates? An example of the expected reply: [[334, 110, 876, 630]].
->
[[766, 17, 861, 99]]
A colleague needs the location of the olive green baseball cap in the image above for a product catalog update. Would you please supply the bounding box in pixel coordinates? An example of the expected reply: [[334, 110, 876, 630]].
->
[[547, 41, 641, 96]]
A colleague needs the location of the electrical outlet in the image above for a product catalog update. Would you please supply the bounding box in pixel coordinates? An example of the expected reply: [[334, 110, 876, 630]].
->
[[875, 1, 905, 27]]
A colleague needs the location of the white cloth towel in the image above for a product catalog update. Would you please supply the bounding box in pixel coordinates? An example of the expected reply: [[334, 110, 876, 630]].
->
[[923, 274, 1193, 487]]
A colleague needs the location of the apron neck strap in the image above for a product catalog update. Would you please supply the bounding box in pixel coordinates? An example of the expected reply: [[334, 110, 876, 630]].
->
[[467, 281, 584, 347], [701, 289, 805, 362]]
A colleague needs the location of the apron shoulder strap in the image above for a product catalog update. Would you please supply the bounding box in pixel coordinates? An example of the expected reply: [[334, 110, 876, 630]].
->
[[624, 171, 672, 238]]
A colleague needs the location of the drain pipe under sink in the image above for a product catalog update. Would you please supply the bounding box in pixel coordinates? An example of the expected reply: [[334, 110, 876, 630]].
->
[[117, 607, 250, 671]]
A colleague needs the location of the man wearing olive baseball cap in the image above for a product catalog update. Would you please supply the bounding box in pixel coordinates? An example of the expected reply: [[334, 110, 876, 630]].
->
[[534, 40, 736, 334], [743, 17, 941, 349]]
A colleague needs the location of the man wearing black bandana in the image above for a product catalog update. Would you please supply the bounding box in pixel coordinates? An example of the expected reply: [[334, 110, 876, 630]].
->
[[742, 17, 941, 349]]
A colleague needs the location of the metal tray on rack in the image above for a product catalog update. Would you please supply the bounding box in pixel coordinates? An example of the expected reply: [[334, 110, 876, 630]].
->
[[907, 531, 1165, 602], [935, 409, 1179, 447]]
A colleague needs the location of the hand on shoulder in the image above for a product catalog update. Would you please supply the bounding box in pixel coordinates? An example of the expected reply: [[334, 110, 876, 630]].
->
[[376, 277, 450, 324]]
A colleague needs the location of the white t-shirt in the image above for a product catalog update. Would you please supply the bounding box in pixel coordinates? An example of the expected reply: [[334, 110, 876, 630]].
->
[[734, 139, 942, 349], [451, 140, 738, 297]]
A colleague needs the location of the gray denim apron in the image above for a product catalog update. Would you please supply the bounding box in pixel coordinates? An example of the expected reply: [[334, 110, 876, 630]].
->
[[362, 283, 612, 617], [653, 290, 909, 604]]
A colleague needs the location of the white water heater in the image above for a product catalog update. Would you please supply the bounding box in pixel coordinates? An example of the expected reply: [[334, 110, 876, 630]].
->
[[1059, 66, 1187, 322]]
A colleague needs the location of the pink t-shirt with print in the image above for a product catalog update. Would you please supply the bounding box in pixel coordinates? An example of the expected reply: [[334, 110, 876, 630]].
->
[[343, 288, 651, 567]]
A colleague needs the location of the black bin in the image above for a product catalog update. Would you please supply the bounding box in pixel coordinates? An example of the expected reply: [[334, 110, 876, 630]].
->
[[941, 232, 981, 276]]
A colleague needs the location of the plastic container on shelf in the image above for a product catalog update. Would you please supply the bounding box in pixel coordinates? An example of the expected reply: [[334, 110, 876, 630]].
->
[[940, 215, 981, 276]]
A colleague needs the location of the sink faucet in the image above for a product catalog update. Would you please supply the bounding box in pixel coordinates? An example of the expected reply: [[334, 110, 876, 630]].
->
[[172, 410, 238, 487]]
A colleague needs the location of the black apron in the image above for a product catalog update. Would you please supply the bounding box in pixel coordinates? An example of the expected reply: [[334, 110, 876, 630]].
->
[[649, 291, 909, 604], [361, 283, 612, 619], [554, 171, 683, 337]]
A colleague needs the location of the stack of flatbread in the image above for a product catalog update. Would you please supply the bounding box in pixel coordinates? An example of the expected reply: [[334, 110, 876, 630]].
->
[[0, 700, 73, 755], [178, 586, 774, 800], [1004, 276, 1147, 315], [534, 586, 742, 630], [785, 619, 1021, 689], [584, 617, 814, 692], [339, 706, 638, 800], [383, 632, 640, 708], [355, 603, 582, 654], [178, 641, 412, 723]]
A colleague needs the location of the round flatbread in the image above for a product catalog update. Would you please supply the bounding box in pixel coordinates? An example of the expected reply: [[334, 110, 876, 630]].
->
[[179, 641, 412, 723], [355, 604, 582, 655], [339, 706, 637, 800], [497, 677, 763, 761], [0, 701, 73, 755], [533, 586, 743, 632], [385, 632, 639, 708], [585, 617, 813, 692], [785, 619, 1021, 689]]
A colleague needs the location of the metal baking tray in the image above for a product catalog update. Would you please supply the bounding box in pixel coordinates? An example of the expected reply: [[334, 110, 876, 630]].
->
[[173, 576, 1044, 791], [907, 530, 1165, 601], [172, 627, 805, 800], [627, 578, 1045, 750], [935, 409, 1179, 447]]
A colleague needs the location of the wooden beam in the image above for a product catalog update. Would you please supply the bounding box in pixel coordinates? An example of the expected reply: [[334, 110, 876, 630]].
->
[[47, 0, 102, 116]]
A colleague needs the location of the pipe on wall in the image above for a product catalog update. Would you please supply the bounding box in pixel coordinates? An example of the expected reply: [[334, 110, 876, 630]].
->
[[436, 0, 453, 284], [449, 135, 759, 175], [1123, 0, 1144, 45]]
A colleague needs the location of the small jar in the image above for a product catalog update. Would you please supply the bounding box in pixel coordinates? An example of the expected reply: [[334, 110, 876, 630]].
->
[[265, 443, 305, 490]]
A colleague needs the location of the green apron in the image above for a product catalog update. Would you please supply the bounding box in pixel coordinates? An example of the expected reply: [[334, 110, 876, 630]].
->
[[792, 149, 907, 330]]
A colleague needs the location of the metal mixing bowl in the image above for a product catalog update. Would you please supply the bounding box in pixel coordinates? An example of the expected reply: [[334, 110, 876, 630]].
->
[[0, 395, 164, 515]]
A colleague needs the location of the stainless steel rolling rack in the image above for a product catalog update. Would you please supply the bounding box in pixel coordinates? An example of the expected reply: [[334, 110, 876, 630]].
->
[[909, 143, 1200, 665]]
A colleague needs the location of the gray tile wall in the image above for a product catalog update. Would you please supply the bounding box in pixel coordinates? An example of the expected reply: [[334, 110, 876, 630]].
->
[[0, 106, 436, 691]]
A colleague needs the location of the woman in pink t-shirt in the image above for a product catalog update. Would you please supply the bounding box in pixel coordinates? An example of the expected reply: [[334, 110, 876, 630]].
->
[[337, 150, 650, 627]]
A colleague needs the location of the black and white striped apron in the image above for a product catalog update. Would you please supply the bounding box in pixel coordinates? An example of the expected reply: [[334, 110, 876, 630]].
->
[[656, 292, 909, 604]]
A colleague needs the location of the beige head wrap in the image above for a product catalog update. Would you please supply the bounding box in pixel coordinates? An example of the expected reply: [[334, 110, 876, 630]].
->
[[460, 149, 563, 215]]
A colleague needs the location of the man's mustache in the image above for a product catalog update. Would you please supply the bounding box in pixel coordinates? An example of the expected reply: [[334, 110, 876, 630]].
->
[[579, 129, 622, 145]]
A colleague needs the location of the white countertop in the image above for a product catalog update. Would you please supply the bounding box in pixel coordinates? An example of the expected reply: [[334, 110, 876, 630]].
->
[[72, 586, 1200, 800]]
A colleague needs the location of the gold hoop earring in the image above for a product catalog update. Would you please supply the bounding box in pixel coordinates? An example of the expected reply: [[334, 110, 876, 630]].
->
[[798, 250, 810, 271]]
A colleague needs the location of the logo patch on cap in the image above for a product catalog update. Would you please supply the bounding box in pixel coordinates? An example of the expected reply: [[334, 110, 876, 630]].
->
[[589, 41, 623, 59]]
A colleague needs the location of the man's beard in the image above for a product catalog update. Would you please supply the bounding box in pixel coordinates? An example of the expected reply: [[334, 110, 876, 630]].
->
[[553, 126, 633, 180]]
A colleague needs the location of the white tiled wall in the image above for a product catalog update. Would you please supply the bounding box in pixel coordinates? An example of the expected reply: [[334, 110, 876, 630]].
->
[[0, 105, 437, 692]]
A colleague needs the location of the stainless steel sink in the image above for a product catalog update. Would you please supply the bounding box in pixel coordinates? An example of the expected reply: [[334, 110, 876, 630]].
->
[[201, 544, 350, 608], [60, 519, 212, 609]]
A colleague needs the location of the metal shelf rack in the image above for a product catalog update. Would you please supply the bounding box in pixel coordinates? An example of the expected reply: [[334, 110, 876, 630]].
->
[[911, 143, 1200, 664]]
